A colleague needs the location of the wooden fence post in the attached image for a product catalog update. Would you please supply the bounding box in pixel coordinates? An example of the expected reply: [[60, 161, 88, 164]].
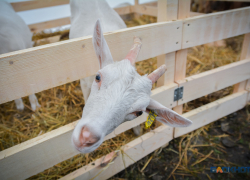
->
[[247, 79, 250, 103], [134, 0, 140, 18], [156, 0, 179, 133], [173, 0, 191, 115], [156, 0, 190, 127], [233, 33, 250, 94], [236, 33, 250, 103], [156, 0, 168, 73], [157, 0, 191, 115], [157, 0, 178, 89]]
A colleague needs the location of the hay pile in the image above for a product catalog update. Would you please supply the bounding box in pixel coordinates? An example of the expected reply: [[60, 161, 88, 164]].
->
[[0, 14, 243, 179]]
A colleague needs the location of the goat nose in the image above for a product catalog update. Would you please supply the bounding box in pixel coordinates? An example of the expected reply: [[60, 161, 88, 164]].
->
[[73, 126, 99, 148]]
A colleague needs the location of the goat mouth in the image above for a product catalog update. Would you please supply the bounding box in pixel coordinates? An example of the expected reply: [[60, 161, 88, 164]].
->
[[73, 138, 95, 148], [72, 136, 103, 154], [73, 144, 92, 154]]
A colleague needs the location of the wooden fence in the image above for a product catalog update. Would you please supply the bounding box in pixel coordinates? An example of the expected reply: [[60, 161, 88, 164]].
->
[[0, 0, 250, 179]]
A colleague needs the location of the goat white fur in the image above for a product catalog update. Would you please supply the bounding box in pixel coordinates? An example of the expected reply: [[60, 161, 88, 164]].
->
[[0, 1, 40, 111], [71, 20, 193, 154], [69, 0, 142, 135]]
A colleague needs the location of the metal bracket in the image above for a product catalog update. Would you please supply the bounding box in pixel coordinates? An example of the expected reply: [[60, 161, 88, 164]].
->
[[174, 87, 183, 101]]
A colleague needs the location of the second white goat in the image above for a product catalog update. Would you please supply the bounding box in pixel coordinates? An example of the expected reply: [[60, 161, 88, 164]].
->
[[0, 1, 40, 111]]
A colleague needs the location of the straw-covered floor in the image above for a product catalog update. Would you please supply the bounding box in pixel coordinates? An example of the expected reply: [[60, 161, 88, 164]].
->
[[0, 14, 246, 179]]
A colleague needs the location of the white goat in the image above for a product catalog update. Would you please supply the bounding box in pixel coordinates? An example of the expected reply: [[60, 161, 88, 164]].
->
[[71, 20, 193, 154], [0, 1, 40, 111], [69, 0, 142, 136]]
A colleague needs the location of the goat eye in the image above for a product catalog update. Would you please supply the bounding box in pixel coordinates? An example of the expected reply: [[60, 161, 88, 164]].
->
[[136, 111, 143, 117], [95, 74, 101, 82]]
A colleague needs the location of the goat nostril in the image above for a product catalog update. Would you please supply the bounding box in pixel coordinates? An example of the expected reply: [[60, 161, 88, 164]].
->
[[76, 126, 100, 148], [136, 111, 143, 117]]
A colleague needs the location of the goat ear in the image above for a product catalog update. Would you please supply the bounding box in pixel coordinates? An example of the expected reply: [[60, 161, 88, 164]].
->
[[146, 99, 192, 127], [93, 20, 114, 69]]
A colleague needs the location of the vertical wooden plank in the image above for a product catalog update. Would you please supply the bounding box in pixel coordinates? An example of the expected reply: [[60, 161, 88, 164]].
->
[[157, 52, 176, 86], [246, 79, 250, 103], [134, 0, 140, 18], [157, 0, 168, 22], [246, 79, 250, 92], [240, 33, 250, 60], [157, 0, 177, 87], [157, 0, 168, 87], [167, 0, 178, 20], [234, 79, 247, 93], [233, 33, 250, 93], [173, 104, 183, 114], [173, 0, 191, 114], [156, 0, 179, 131], [178, 0, 191, 19], [174, 49, 188, 82]]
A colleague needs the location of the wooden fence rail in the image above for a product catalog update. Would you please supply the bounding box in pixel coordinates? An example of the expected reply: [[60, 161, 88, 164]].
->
[[0, 1, 250, 180], [27, 5, 133, 33], [11, 1, 201, 33], [11, 1, 144, 33], [11, 0, 70, 12], [1, 7, 250, 105]]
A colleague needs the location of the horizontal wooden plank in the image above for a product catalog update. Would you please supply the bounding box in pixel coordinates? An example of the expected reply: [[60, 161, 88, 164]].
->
[[114, 5, 133, 15], [177, 58, 250, 105], [132, 5, 157, 16], [34, 35, 61, 45], [24, 1, 173, 33], [182, 7, 250, 49], [61, 126, 173, 180], [143, 1, 157, 7], [1, 7, 250, 104], [0, 83, 177, 180], [0, 21, 182, 104], [175, 91, 248, 138], [11, 0, 133, 14], [60, 124, 173, 180], [11, 0, 70, 12], [14, 0, 188, 33], [131, 0, 178, 19], [28, 17, 70, 33], [28, 5, 132, 33], [190, 11, 204, 17]]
